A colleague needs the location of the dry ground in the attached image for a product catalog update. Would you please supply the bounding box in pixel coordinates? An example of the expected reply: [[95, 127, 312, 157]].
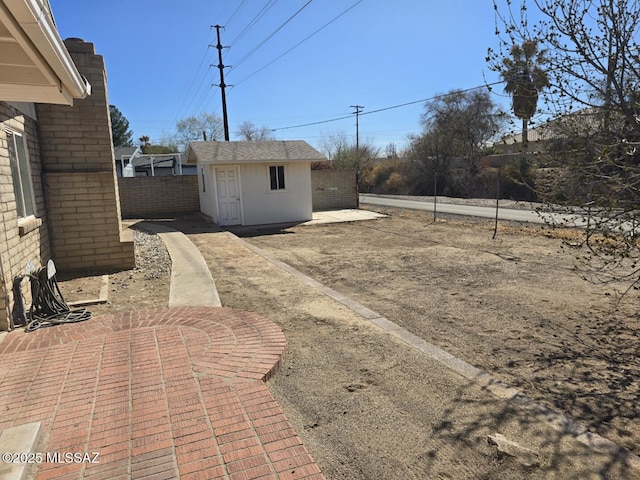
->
[[55, 209, 640, 479], [238, 206, 640, 453]]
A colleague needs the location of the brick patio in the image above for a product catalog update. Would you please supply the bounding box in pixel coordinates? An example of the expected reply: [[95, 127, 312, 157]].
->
[[0, 307, 325, 479]]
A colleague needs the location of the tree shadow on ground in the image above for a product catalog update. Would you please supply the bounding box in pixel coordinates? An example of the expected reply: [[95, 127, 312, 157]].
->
[[425, 368, 640, 479]]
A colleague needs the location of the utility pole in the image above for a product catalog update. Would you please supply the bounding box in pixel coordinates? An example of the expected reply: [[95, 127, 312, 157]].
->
[[212, 25, 230, 141], [350, 105, 364, 209], [350, 105, 364, 157]]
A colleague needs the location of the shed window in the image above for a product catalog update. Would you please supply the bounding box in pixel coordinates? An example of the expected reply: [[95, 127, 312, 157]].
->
[[269, 165, 285, 190], [7, 130, 35, 218]]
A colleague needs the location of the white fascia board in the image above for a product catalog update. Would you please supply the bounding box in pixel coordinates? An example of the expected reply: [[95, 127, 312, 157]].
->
[[3, 0, 90, 104]]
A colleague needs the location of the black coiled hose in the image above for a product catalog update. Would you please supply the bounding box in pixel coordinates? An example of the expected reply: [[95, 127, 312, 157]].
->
[[12, 264, 91, 332]]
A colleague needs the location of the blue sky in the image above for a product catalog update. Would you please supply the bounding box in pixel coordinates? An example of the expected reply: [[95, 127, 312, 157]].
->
[[49, 1, 512, 152]]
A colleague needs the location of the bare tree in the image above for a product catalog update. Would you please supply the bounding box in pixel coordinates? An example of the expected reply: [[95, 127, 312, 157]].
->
[[236, 121, 274, 141], [490, 0, 640, 292], [175, 112, 223, 150], [320, 132, 380, 171], [408, 89, 505, 196]]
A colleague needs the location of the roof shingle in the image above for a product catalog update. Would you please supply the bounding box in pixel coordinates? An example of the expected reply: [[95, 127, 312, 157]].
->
[[187, 140, 326, 164]]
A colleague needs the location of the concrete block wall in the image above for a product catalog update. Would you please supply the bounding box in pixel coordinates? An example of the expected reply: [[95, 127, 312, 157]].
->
[[35, 39, 134, 272], [44, 172, 133, 270], [0, 103, 51, 330], [311, 169, 358, 211], [118, 176, 199, 218]]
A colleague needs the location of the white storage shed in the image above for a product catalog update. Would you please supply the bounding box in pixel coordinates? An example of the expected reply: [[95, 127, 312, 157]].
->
[[186, 140, 326, 226]]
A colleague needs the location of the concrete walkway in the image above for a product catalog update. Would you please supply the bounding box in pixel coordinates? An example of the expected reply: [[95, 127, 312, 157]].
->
[[142, 222, 221, 308]]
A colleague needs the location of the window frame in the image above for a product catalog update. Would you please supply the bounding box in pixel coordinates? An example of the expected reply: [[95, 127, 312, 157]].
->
[[268, 165, 286, 191], [6, 129, 36, 220]]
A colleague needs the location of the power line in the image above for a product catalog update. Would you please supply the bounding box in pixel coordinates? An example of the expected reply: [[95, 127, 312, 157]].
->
[[228, 0, 279, 47], [177, 1, 268, 122], [176, 1, 362, 126], [271, 82, 504, 132], [361, 82, 504, 117], [173, 29, 217, 123], [230, 0, 313, 72], [224, 0, 248, 26], [233, 0, 363, 87], [272, 114, 354, 131]]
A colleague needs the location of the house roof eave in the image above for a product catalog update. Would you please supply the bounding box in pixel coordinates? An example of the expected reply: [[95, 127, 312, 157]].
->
[[0, 0, 91, 105]]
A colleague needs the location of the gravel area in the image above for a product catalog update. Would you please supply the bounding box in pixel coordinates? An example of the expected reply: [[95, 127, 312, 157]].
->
[[132, 225, 172, 279]]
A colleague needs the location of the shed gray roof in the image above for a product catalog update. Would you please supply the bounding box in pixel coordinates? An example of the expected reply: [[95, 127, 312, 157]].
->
[[186, 140, 326, 164]]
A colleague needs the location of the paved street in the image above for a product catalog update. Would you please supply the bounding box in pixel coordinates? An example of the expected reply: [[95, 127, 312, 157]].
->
[[359, 194, 584, 226]]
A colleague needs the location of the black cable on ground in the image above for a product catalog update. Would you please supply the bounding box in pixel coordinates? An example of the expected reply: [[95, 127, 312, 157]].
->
[[13, 263, 92, 333]]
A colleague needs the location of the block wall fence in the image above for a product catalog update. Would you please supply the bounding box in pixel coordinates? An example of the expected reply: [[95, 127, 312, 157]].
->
[[311, 169, 358, 211], [118, 176, 199, 218], [118, 169, 358, 218]]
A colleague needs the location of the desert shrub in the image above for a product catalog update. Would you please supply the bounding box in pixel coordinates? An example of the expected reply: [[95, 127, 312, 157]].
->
[[361, 159, 411, 194], [384, 172, 405, 193], [311, 160, 332, 170]]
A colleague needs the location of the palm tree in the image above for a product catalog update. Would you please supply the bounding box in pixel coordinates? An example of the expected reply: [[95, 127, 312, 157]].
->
[[501, 40, 549, 148], [138, 135, 150, 154]]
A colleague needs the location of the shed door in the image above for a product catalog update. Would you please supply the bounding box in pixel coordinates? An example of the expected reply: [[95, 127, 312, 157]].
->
[[216, 167, 241, 226]]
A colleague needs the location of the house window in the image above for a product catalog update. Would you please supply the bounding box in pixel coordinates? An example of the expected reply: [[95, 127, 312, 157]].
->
[[6, 130, 35, 218], [269, 165, 285, 190]]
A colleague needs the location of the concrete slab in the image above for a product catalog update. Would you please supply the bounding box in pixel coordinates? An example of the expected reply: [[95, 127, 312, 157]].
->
[[141, 222, 222, 307], [67, 274, 109, 307], [0, 422, 42, 480], [304, 209, 387, 225]]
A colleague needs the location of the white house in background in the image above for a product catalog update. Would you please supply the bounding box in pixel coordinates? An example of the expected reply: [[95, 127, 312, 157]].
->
[[186, 140, 326, 226], [114, 146, 196, 177]]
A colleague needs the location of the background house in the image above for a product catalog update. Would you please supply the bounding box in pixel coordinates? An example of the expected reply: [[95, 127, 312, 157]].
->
[[114, 146, 196, 177], [0, 1, 134, 330], [186, 140, 326, 226]]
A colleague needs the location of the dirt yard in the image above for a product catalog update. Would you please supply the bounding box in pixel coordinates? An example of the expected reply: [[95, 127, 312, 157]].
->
[[240, 207, 640, 447], [56, 209, 640, 479]]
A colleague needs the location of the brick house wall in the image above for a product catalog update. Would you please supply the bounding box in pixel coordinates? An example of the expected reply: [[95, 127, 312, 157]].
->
[[0, 103, 51, 330], [118, 176, 200, 218], [311, 169, 358, 211], [35, 39, 134, 272]]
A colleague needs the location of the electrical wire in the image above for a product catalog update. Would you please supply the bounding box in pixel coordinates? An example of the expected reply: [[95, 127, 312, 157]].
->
[[173, 1, 250, 123], [230, 0, 313, 72], [224, 0, 248, 27], [228, 0, 279, 47], [176, 1, 362, 126], [173, 30, 217, 124], [232, 0, 363, 87], [271, 81, 505, 132]]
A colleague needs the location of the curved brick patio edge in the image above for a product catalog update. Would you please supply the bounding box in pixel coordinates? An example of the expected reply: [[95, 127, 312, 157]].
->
[[0, 307, 325, 480]]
